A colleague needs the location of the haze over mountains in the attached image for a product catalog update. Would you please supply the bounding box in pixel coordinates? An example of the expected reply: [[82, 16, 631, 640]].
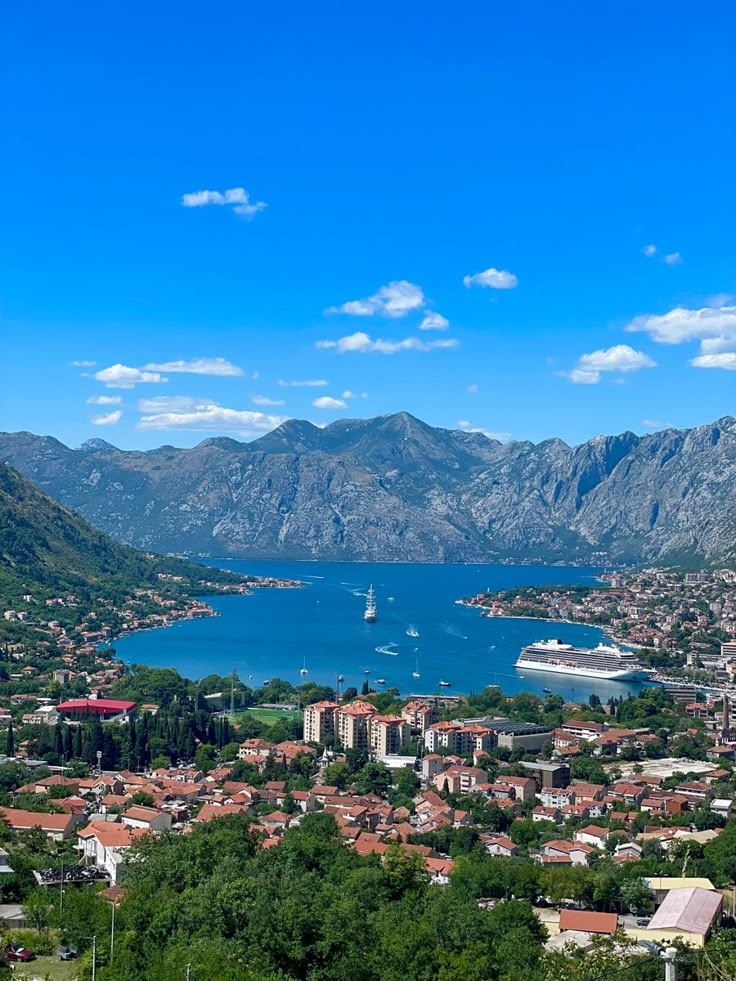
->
[[1, 412, 735, 566]]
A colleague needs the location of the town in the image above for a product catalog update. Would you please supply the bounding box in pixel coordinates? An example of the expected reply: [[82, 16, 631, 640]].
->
[[3, 571, 736, 976], [462, 568, 736, 689]]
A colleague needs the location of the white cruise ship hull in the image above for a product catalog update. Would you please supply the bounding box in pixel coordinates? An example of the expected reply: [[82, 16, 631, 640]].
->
[[514, 657, 651, 682]]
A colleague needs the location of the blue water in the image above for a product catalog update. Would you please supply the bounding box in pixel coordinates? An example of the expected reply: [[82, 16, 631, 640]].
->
[[114, 561, 646, 701]]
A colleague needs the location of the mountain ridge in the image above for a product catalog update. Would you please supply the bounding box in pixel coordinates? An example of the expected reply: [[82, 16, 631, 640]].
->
[[2, 413, 736, 566]]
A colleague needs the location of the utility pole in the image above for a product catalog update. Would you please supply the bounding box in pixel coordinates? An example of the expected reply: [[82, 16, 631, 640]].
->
[[662, 947, 677, 981], [110, 901, 116, 963], [91, 935, 97, 981], [59, 860, 64, 918], [230, 669, 236, 720], [186, 963, 192, 981]]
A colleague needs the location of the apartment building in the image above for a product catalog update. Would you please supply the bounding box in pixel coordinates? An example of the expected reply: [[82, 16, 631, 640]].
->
[[336, 701, 377, 752], [369, 715, 408, 756], [303, 701, 339, 743]]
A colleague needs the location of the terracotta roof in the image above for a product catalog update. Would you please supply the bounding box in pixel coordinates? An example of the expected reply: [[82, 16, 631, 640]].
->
[[195, 803, 247, 823], [122, 806, 163, 823], [78, 823, 137, 847], [559, 910, 618, 934], [0, 807, 73, 832]]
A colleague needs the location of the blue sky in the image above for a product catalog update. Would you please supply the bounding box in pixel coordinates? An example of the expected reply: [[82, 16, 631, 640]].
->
[[2, 1, 735, 449]]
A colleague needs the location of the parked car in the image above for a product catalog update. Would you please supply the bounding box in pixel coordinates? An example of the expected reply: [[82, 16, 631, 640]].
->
[[58, 944, 78, 960], [636, 917, 651, 927], [7, 944, 35, 962]]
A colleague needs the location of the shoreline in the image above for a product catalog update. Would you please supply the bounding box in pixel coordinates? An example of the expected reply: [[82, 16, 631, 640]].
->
[[455, 600, 639, 649], [108, 578, 303, 648]]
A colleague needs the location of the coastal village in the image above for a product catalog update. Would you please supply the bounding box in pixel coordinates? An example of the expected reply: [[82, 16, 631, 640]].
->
[[2, 569, 736, 974], [463, 568, 736, 687]]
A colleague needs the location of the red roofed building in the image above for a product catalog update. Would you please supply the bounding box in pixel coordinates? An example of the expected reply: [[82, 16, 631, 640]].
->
[[336, 701, 377, 751], [401, 701, 439, 735], [303, 701, 339, 743], [56, 698, 136, 723], [559, 909, 618, 935], [0, 807, 75, 841], [369, 715, 408, 755]]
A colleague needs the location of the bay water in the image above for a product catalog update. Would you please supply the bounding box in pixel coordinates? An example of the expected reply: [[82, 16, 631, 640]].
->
[[114, 561, 647, 702]]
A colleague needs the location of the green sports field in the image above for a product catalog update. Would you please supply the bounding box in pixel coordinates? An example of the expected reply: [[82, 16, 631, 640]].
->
[[240, 707, 303, 726]]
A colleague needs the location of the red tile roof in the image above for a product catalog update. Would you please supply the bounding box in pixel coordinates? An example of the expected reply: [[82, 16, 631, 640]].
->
[[559, 910, 618, 934]]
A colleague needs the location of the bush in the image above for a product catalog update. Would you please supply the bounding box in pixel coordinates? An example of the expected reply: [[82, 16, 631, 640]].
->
[[4, 927, 56, 956]]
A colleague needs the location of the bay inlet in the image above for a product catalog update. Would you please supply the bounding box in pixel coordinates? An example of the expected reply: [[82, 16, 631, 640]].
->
[[114, 560, 649, 701]]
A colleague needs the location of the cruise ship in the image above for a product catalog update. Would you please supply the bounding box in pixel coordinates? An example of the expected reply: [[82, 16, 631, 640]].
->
[[515, 639, 655, 681]]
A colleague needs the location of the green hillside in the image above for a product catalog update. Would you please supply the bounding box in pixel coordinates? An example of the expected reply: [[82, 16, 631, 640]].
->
[[0, 461, 243, 606]]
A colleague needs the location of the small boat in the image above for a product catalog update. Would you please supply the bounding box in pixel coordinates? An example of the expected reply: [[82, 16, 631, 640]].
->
[[438, 680, 451, 688], [364, 585, 377, 623], [543, 687, 552, 694], [377, 678, 386, 685], [336, 674, 345, 683], [412, 653, 420, 679], [364, 668, 371, 674], [300, 656, 308, 677]]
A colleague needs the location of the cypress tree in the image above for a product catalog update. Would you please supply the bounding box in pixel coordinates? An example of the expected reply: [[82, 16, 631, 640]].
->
[[6, 720, 14, 758]]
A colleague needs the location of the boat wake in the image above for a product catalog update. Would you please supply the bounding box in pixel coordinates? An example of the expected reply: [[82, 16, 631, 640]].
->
[[375, 643, 399, 656], [406, 625, 419, 638], [443, 624, 468, 640]]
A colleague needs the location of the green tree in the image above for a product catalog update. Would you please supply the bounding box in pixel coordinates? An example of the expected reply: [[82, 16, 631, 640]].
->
[[621, 876, 654, 915]]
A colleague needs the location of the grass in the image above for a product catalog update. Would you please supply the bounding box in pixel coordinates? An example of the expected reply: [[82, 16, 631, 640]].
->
[[239, 708, 303, 726], [14, 955, 80, 980]]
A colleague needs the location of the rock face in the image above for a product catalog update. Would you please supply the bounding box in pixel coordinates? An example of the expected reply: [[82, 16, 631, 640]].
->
[[2, 413, 736, 564]]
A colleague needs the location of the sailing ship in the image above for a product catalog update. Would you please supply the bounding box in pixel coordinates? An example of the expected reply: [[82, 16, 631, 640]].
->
[[364, 585, 377, 623]]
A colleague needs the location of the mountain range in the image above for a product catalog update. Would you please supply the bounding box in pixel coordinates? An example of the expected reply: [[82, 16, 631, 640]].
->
[[1, 412, 735, 566]]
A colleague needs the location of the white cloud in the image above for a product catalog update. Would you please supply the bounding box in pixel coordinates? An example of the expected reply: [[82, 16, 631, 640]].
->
[[626, 306, 736, 361], [642, 419, 674, 429], [467, 383, 479, 393], [317, 331, 459, 354], [564, 345, 656, 385], [92, 410, 122, 426], [141, 357, 243, 376], [252, 370, 260, 380], [95, 364, 168, 389], [87, 395, 123, 405], [278, 378, 329, 387], [457, 420, 511, 442], [690, 353, 736, 370], [641, 244, 683, 265], [312, 396, 348, 410], [251, 395, 285, 406], [463, 267, 518, 290], [341, 390, 357, 399], [136, 399, 286, 435], [419, 311, 449, 331], [326, 280, 425, 318], [71, 360, 97, 367], [181, 186, 266, 220], [137, 396, 206, 413]]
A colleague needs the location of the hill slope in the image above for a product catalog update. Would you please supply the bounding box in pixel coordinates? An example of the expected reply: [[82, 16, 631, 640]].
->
[[2, 413, 736, 565], [0, 461, 244, 604]]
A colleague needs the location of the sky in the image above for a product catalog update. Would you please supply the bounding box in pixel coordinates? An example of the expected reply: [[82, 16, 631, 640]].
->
[[2, 1, 735, 449]]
